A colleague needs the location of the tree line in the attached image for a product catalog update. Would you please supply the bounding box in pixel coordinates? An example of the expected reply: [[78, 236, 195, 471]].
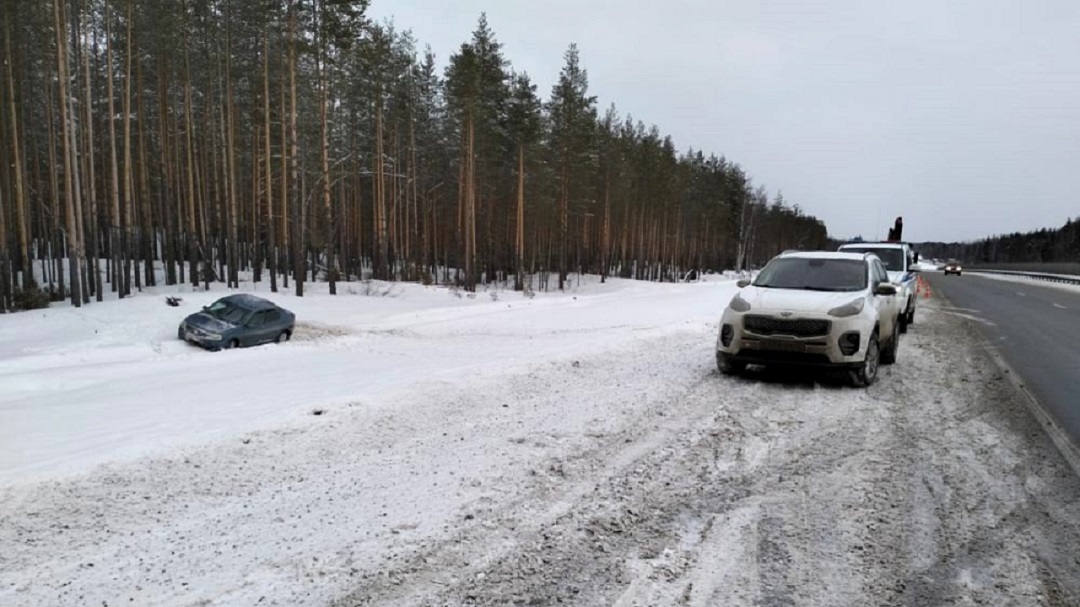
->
[[0, 0, 830, 311], [916, 217, 1080, 269]]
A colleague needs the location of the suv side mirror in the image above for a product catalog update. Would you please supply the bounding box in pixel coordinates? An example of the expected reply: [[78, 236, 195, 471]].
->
[[874, 283, 897, 296], [736, 278, 751, 288]]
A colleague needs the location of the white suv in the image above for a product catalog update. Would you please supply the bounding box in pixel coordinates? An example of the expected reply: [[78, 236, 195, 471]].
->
[[837, 241, 920, 331], [716, 251, 903, 386]]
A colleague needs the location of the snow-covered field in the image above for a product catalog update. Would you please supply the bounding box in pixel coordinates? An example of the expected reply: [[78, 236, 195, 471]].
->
[[0, 273, 738, 483], [4, 273, 1080, 606]]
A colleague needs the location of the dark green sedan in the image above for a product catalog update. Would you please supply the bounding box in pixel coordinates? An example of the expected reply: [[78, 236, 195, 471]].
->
[[178, 294, 295, 350]]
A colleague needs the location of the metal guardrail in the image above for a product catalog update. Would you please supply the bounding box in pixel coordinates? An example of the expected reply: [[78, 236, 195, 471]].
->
[[965, 268, 1080, 286]]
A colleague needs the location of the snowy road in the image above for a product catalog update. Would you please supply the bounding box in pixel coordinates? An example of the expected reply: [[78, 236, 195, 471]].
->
[[3, 282, 1080, 606], [924, 270, 1080, 463]]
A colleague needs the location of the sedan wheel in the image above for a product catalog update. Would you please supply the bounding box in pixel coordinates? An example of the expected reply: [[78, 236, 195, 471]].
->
[[276, 331, 290, 344]]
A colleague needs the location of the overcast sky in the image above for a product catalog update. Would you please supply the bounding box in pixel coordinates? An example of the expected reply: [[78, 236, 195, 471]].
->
[[368, 0, 1080, 243]]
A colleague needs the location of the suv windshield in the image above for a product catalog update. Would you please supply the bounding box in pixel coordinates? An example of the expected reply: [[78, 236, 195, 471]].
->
[[754, 258, 868, 292], [841, 247, 904, 272], [206, 300, 249, 324]]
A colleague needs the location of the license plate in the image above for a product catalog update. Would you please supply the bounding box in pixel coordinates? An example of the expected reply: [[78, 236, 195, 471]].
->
[[762, 339, 807, 353]]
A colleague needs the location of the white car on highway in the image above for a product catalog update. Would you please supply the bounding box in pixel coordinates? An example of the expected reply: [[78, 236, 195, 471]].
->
[[716, 251, 903, 386], [837, 241, 920, 331]]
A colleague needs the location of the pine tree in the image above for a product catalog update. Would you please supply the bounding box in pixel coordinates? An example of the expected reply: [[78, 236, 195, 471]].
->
[[505, 72, 541, 291], [547, 43, 596, 290], [445, 14, 509, 291]]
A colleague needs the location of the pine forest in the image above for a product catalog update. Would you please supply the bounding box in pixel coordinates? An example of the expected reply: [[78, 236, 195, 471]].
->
[[0, 0, 830, 311]]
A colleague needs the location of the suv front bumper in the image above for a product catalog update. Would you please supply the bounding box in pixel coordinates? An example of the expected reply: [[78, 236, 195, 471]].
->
[[717, 312, 873, 368]]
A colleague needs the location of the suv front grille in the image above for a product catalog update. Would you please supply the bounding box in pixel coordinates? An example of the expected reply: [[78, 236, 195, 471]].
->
[[744, 315, 831, 338]]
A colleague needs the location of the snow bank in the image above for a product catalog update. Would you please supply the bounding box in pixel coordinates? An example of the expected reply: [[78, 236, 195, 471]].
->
[[965, 270, 1080, 295], [0, 274, 738, 485]]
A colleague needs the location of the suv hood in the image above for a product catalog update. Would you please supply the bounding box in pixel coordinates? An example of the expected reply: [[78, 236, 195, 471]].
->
[[183, 311, 237, 333], [740, 286, 864, 313], [886, 270, 909, 284]]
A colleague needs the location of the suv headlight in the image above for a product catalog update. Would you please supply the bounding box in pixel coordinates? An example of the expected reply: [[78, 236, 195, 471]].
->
[[828, 298, 865, 318], [728, 293, 751, 313]]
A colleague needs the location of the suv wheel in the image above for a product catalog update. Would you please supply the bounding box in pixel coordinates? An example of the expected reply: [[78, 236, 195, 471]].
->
[[850, 334, 880, 387], [717, 352, 746, 376], [880, 322, 899, 365]]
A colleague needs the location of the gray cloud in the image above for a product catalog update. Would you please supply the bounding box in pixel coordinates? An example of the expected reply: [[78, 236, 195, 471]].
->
[[370, 0, 1080, 242]]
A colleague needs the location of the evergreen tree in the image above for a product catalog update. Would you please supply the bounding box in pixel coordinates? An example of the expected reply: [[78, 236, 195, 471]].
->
[[547, 43, 596, 290], [505, 72, 542, 291]]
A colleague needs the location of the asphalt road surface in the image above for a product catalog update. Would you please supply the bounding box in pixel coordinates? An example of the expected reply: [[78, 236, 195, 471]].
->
[[922, 271, 1080, 454]]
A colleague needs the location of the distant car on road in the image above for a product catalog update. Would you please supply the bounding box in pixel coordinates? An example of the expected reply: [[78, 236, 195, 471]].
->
[[944, 260, 963, 276], [179, 294, 295, 350], [716, 251, 902, 387]]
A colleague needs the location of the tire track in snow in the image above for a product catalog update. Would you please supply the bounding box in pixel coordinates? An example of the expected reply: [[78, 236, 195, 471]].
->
[[332, 300, 1080, 607]]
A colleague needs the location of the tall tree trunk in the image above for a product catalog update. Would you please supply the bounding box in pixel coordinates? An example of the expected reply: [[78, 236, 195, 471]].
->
[[104, 0, 121, 292], [318, 18, 335, 294], [250, 129, 260, 282], [120, 0, 134, 296], [3, 16, 30, 288], [557, 163, 568, 290], [54, 0, 83, 306], [279, 56, 288, 290], [288, 3, 302, 296], [263, 28, 276, 293], [224, 6, 239, 289], [181, 0, 199, 287], [77, 1, 101, 300], [45, 78, 64, 299], [136, 56, 153, 288], [515, 142, 525, 291], [374, 94, 388, 280], [464, 112, 476, 291], [0, 136, 7, 309], [408, 110, 418, 280], [601, 171, 610, 283], [158, 55, 178, 286], [85, 14, 103, 300]]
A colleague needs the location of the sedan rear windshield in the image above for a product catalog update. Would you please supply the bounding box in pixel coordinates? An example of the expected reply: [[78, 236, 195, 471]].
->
[[754, 258, 868, 292]]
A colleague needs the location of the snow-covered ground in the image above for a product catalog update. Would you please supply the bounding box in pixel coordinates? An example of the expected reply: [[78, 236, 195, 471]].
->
[[0, 273, 738, 484], [4, 274, 1080, 606]]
